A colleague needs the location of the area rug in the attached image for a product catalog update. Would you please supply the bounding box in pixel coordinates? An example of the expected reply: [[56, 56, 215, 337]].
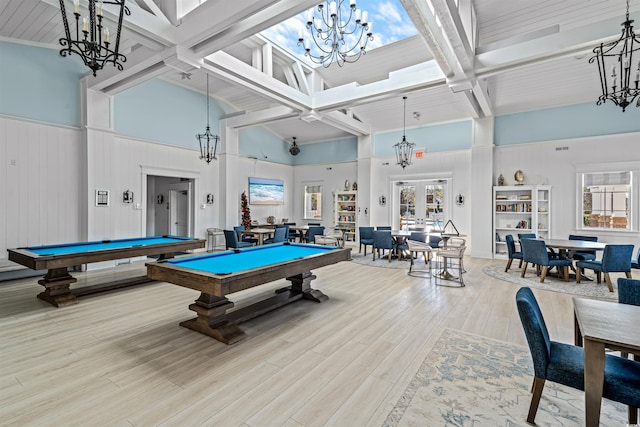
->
[[350, 251, 425, 270], [482, 263, 618, 301], [383, 329, 627, 427]]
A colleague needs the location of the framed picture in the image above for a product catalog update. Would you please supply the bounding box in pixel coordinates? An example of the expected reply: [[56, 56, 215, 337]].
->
[[426, 194, 434, 204], [96, 190, 109, 207], [122, 190, 134, 204]]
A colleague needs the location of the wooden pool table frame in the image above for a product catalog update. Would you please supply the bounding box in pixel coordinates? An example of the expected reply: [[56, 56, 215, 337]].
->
[[145, 244, 352, 345], [8, 237, 205, 307]]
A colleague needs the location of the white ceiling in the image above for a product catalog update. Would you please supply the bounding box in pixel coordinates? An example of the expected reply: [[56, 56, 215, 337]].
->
[[1, 0, 638, 145]]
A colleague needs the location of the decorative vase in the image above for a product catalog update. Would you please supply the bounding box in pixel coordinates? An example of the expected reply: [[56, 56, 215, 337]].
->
[[498, 174, 505, 186], [344, 180, 350, 191]]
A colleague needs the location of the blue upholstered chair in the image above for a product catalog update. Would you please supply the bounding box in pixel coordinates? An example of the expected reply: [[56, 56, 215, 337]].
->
[[516, 287, 640, 425], [223, 229, 253, 249], [632, 246, 640, 270], [372, 230, 394, 262], [428, 234, 442, 249], [358, 227, 375, 255], [618, 278, 640, 361], [283, 222, 298, 241], [305, 226, 325, 243], [576, 244, 634, 292], [505, 234, 523, 272], [264, 227, 287, 244], [520, 238, 572, 282], [233, 225, 258, 245], [519, 233, 557, 259], [568, 234, 598, 261]]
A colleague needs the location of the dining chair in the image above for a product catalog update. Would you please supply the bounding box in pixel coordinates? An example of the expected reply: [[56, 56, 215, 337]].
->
[[305, 226, 325, 243], [233, 225, 258, 245], [406, 232, 431, 274], [515, 287, 640, 425], [518, 233, 558, 259], [576, 244, 634, 292], [617, 277, 640, 362], [223, 230, 253, 249], [372, 230, 394, 262], [505, 234, 523, 272], [520, 238, 572, 282], [283, 222, 298, 241], [264, 227, 287, 244], [359, 227, 375, 255], [568, 234, 598, 261], [428, 234, 442, 249], [632, 246, 640, 270], [435, 239, 466, 286]]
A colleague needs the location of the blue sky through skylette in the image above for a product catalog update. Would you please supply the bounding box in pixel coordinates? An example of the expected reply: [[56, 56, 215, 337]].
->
[[261, 0, 418, 65]]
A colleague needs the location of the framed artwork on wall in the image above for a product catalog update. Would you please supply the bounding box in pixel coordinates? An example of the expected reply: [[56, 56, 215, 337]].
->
[[96, 190, 109, 207]]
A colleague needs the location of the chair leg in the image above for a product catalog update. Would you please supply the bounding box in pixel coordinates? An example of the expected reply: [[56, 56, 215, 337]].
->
[[519, 259, 523, 268], [629, 406, 638, 425], [596, 271, 601, 283], [576, 267, 582, 283], [505, 258, 513, 272], [539, 266, 548, 283], [527, 376, 546, 424], [625, 271, 632, 279], [604, 273, 614, 292], [359, 243, 362, 253], [521, 262, 528, 278], [563, 266, 569, 282]]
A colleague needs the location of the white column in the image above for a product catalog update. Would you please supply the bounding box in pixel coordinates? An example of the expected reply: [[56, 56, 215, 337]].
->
[[219, 121, 241, 228], [356, 135, 372, 227], [469, 116, 495, 258]]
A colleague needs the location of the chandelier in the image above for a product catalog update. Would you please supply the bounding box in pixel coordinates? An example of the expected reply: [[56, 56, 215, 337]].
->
[[589, 0, 640, 111], [394, 96, 415, 169], [297, 1, 373, 68], [197, 74, 220, 164], [289, 137, 300, 155], [59, 0, 130, 76]]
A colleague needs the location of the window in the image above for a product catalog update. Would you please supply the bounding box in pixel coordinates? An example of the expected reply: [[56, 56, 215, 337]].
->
[[580, 171, 632, 230], [395, 180, 448, 231], [304, 185, 322, 220]]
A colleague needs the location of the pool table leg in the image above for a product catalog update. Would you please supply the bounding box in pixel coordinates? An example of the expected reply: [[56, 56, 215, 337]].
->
[[37, 268, 79, 307], [180, 293, 247, 345], [287, 272, 328, 303]]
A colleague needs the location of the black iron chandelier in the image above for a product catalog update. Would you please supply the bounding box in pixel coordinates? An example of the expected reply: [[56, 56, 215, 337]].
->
[[589, 0, 640, 111], [289, 137, 300, 156], [297, 0, 374, 68], [394, 96, 415, 169], [197, 74, 220, 164], [58, 0, 130, 76]]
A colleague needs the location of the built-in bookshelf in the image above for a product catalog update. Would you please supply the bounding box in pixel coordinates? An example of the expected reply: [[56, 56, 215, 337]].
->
[[334, 190, 357, 241], [493, 185, 551, 258]]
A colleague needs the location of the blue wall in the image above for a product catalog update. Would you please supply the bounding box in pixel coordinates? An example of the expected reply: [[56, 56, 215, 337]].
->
[[495, 102, 640, 146], [292, 137, 358, 165], [239, 127, 293, 165], [375, 120, 472, 157], [0, 41, 86, 127]]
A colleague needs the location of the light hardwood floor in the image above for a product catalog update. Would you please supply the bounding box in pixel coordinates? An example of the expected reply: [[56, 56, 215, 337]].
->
[[0, 249, 578, 426]]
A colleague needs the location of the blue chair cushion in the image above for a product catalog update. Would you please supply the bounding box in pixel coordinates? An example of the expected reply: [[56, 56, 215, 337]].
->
[[618, 278, 640, 306], [576, 259, 602, 272], [547, 341, 584, 390], [572, 252, 596, 261], [548, 258, 573, 268]]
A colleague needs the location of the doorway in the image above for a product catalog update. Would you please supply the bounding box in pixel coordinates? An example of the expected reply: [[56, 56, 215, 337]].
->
[[394, 179, 449, 231], [169, 183, 191, 236], [146, 175, 195, 237]]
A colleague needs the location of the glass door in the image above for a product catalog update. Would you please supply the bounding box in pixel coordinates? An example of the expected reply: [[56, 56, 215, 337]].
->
[[395, 180, 447, 232]]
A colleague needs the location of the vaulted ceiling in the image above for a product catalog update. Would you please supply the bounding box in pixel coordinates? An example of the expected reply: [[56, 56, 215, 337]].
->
[[1, 0, 638, 144]]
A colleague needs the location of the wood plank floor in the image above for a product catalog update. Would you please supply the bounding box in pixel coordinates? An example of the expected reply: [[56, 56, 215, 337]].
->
[[0, 249, 580, 426]]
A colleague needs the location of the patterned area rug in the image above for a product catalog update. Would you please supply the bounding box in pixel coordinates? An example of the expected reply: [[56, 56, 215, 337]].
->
[[350, 250, 424, 270], [482, 262, 618, 301], [383, 329, 627, 427]]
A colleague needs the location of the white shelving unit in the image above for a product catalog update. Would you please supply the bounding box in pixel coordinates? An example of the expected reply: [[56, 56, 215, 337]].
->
[[334, 190, 357, 242], [493, 185, 551, 258]]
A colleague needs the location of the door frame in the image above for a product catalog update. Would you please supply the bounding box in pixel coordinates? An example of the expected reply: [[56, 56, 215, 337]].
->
[[168, 182, 192, 236]]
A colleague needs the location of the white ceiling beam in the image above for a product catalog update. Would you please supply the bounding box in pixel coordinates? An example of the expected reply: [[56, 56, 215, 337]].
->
[[223, 106, 298, 129], [86, 46, 169, 91], [293, 63, 310, 95], [282, 65, 299, 91], [322, 111, 371, 136], [135, 0, 171, 26]]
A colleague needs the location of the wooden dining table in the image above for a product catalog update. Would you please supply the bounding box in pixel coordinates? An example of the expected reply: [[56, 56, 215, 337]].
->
[[573, 297, 640, 427], [242, 227, 274, 245], [543, 238, 606, 258]]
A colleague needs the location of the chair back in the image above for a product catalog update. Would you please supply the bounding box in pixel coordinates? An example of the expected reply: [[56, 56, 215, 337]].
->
[[270, 227, 287, 243], [224, 229, 240, 249], [306, 226, 325, 243], [516, 287, 551, 379], [505, 235, 519, 257], [601, 244, 634, 272], [518, 233, 536, 241], [308, 222, 321, 226], [428, 234, 442, 248], [376, 226, 392, 230], [618, 278, 640, 306], [359, 227, 375, 241], [233, 225, 245, 239], [283, 223, 297, 240], [373, 230, 394, 250], [521, 238, 549, 265], [409, 231, 427, 243], [569, 234, 598, 256]]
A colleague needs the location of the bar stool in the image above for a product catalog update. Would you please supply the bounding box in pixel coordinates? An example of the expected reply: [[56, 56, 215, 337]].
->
[[206, 228, 225, 252], [434, 238, 466, 287]]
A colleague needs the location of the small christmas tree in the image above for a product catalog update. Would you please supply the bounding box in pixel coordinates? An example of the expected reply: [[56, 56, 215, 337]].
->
[[241, 191, 251, 230]]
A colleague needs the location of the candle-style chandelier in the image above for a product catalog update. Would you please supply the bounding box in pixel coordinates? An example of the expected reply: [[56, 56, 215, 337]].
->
[[197, 74, 220, 164], [394, 96, 415, 169], [58, 0, 130, 76], [297, 0, 373, 68], [589, 0, 640, 111]]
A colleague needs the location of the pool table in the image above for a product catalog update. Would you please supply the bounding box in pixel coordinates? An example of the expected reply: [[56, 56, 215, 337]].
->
[[7, 236, 205, 307], [146, 242, 351, 344]]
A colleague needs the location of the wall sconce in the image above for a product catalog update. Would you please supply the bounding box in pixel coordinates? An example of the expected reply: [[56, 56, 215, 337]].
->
[[123, 190, 134, 204], [206, 193, 214, 204], [456, 194, 464, 206], [379, 195, 386, 206], [157, 194, 164, 204]]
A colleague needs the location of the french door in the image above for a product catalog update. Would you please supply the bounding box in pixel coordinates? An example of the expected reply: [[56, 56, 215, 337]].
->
[[395, 180, 448, 231]]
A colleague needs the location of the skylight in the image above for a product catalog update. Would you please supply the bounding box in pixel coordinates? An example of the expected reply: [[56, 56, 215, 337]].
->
[[261, 0, 418, 66]]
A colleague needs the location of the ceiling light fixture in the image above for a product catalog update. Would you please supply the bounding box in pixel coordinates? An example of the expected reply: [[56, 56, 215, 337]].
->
[[297, 0, 373, 68], [394, 96, 415, 169], [589, 0, 640, 111], [196, 74, 220, 164], [58, 0, 130, 76], [289, 137, 300, 156]]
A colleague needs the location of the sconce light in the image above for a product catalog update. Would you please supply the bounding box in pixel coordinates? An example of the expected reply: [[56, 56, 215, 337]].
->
[[206, 193, 214, 204], [379, 195, 386, 206], [456, 194, 464, 206], [157, 194, 164, 204], [123, 190, 133, 204]]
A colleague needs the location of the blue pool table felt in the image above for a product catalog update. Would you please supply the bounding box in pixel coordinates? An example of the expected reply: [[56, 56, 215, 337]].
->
[[24, 236, 193, 256], [164, 243, 337, 275]]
